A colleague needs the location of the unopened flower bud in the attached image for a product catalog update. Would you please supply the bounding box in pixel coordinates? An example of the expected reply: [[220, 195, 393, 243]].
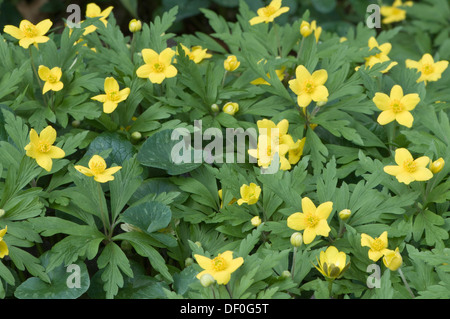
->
[[339, 209, 351, 221], [71, 120, 81, 128], [131, 131, 142, 141], [281, 270, 291, 279], [129, 19, 142, 33], [185, 257, 194, 267], [300, 21, 312, 37], [211, 103, 219, 113], [223, 102, 239, 116], [430, 158, 444, 174], [195, 241, 202, 248], [199, 273, 215, 287], [0, 209, 4, 218], [290, 232, 303, 247], [316, 100, 327, 107], [224, 55, 240, 72], [251, 216, 261, 227]]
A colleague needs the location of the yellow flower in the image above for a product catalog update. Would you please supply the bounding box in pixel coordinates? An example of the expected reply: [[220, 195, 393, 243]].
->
[[38, 65, 63, 94], [299, 20, 322, 42], [0, 226, 9, 259], [83, 3, 114, 35], [250, 67, 285, 85], [361, 231, 390, 262], [382, 247, 403, 271], [251, 216, 262, 227], [74, 155, 122, 183], [288, 65, 329, 108], [248, 119, 294, 171], [237, 183, 261, 206], [24, 126, 65, 172], [358, 37, 397, 73], [194, 251, 244, 285], [383, 148, 433, 185], [128, 19, 142, 33], [406, 53, 449, 84], [314, 246, 349, 280], [91, 77, 130, 114], [339, 37, 348, 43], [429, 158, 445, 174], [224, 55, 240, 71], [372, 85, 420, 128], [287, 197, 332, 244], [222, 102, 239, 116], [136, 48, 178, 84], [288, 137, 306, 165], [381, 0, 413, 24], [3, 19, 52, 49], [249, 0, 290, 25], [178, 44, 212, 64]]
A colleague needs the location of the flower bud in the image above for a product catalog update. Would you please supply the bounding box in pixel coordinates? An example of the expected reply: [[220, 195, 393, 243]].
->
[[194, 241, 202, 248], [211, 103, 220, 113], [129, 19, 142, 33], [224, 55, 240, 72], [185, 257, 194, 267], [300, 21, 312, 37], [339, 209, 351, 221], [430, 158, 445, 174], [316, 100, 327, 107], [131, 131, 142, 141], [281, 270, 291, 279], [223, 102, 239, 116], [71, 120, 81, 128], [251, 216, 261, 227], [0, 209, 4, 218], [382, 247, 402, 271], [290, 232, 303, 247], [199, 273, 215, 287]]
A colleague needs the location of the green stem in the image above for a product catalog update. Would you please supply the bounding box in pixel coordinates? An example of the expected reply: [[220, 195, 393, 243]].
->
[[210, 285, 216, 299], [272, 22, 281, 57], [29, 47, 48, 105], [225, 284, 233, 299], [296, 37, 305, 62], [398, 268, 415, 299], [97, 182, 110, 239], [291, 247, 297, 280], [327, 279, 334, 298], [221, 70, 228, 87]]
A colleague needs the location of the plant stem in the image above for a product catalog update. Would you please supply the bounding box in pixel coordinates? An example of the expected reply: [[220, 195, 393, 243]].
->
[[327, 279, 334, 298], [225, 284, 233, 299], [210, 285, 216, 299], [291, 247, 297, 280], [221, 70, 228, 87], [398, 268, 415, 299], [96, 182, 110, 239], [29, 47, 48, 105]]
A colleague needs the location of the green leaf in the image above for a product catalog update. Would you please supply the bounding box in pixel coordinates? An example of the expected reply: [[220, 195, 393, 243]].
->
[[85, 132, 135, 166], [121, 201, 172, 234]]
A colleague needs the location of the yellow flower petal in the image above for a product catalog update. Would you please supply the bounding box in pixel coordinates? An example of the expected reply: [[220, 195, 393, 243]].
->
[[287, 212, 306, 230], [39, 126, 57, 145], [35, 19, 52, 36], [301, 197, 316, 215]]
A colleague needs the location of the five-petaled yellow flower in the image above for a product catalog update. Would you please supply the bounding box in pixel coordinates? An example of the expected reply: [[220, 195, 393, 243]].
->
[[38, 65, 63, 94], [0, 226, 8, 259], [406, 53, 449, 84], [287, 197, 333, 244], [136, 48, 178, 84], [83, 3, 114, 35], [74, 155, 122, 183], [91, 77, 130, 114], [361, 231, 390, 262], [300, 20, 322, 42], [357, 37, 397, 73], [249, 0, 290, 25], [381, 0, 413, 24], [3, 19, 52, 49], [25, 125, 65, 172], [289, 65, 329, 108], [372, 85, 420, 128], [194, 251, 244, 285], [384, 148, 433, 185], [237, 183, 261, 206], [314, 246, 350, 280], [178, 44, 212, 64]]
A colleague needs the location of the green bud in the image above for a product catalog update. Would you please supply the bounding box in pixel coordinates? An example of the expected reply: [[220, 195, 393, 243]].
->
[[339, 209, 351, 221], [185, 257, 194, 267], [199, 273, 215, 287], [290, 232, 303, 247]]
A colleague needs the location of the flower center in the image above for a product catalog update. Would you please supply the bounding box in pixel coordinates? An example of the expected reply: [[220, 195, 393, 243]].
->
[[107, 91, 120, 102], [262, 6, 276, 17], [303, 80, 315, 94], [23, 25, 38, 38], [403, 160, 417, 173], [305, 213, 319, 228], [48, 74, 58, 83], [372, 238, 385, 251], [37, 141, 51, 153], [90, 161, 105, 175], [211, 256, 227, 271], [390, 99, 404, 113], [153, 63, 165, 73], [421, 63, 434, 75]]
